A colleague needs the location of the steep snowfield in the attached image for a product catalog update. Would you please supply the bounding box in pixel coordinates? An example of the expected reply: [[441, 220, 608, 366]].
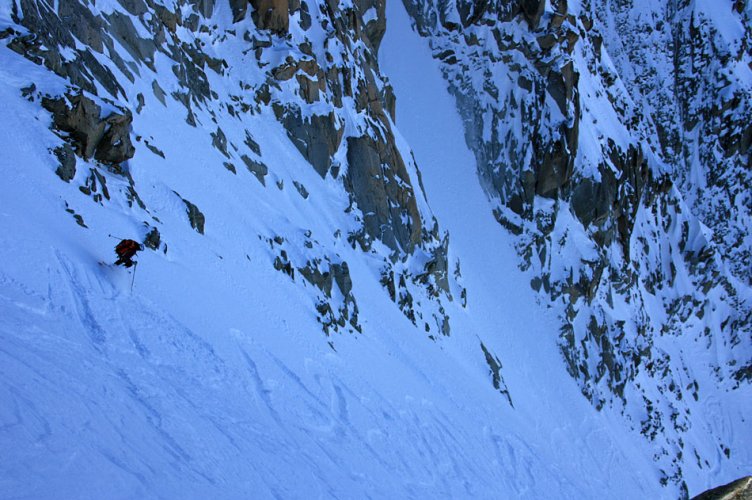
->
[[0, 0, 749, 498]]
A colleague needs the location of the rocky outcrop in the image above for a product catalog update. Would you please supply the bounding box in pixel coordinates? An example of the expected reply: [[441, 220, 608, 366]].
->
[[241, 155, 268, 185], [345, 135, 421, 253], [692, 476, 752, 500], [95, 113, 136, 165], [42, 94, 106, 160], [261, 0, 432, 258], [42, 94, 134, 165], [267, 236, 361, 335], [250, 0, 289, 34], [53, 144, 77, 182], [300, 259, 360, 334], [179, 196, 205, 234], [595, 0, 752, 286], [275, 107, 343, 178], [377, 225, 456, 338], [480, 342, 513, 407], [354, 0, 386, 51], [143, 226, 161, 251]]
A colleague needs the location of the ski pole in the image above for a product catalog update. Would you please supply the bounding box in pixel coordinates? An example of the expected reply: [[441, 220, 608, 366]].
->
[[108, 234, 126, 240], [131, 261, 138, 292]]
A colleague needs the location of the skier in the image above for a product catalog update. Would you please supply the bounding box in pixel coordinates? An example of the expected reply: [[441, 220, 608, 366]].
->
[[114, 239, 143, 268]]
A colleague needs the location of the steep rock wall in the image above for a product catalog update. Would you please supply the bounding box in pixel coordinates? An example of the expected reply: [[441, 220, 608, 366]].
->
[[398, 0, 752, 492]]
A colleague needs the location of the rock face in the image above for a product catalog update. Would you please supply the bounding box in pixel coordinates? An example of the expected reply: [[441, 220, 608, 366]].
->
[[692, 476, 752, 500], [597, 0, 752, 288], [42, 94, 135, 165], [401, 0, 752, 491], [345, 135, 421, 252], [276, 108, 343, 178], [43, 95, 106, 160], [95, 113, 136, 165], [264, 0, 429, 255], [250, 0, 289, 33]]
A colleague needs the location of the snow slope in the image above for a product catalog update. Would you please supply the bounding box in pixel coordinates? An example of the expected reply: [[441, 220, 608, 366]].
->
[[0, 0, 749, 497]]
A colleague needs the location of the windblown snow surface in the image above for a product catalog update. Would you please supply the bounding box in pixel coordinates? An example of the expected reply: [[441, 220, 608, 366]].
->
[[0, 0, 749, 498]]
